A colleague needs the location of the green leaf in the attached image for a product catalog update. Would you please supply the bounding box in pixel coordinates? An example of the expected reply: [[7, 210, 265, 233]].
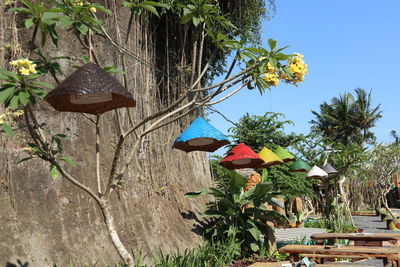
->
[[0, 69, 19, 81], [32, 81, 53, 88], [269, 58, 278, 69], [19, 90, 30, 106], [181, 13, 192, 24], [139, 4, 159, 18], [276, 45, 290, 53], [26, 72, 46, 80], [250, 243, 259, 252], [8, 7, 31, 14], [53, 137, 63, 153], [192, 16, 202, 26], [10, 95, 19, 109], [60, 156, 77, 167], [80, 55, 90, 63], [0, 87, 16, 103], [17, 157, 33, 164], [268, 39, 277, 50], [261, 169, 268, 183], [59, 16, 74, 29], [55, 134, 67, 138], [50, 164, 59, 180], [200, 210, 222, 218], [248, 226, 261, 241], [141, 1, 169, 8], [77, 23, 89, 35], [42, 12, 60, 21], [228, 170, 246, 195], [1, 123, 14, 137], [123, 1, 132, 8], [274, 53, 290, 61], [24, 18, 35, 28], [103, 66, 126, 74], [30, 87, 48, 98]]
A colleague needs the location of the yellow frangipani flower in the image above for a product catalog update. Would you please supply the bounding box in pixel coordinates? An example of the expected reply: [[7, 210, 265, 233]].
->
[[266, 62, 275, 73], [20, 68, 30, 76], [263, 72, 279, 86], [89, 7, 97, 12], [9, 60, 19, 67], [284, 53, 308, 86], [29, 64, 37, 74], [13, 110, 24, 117], [9, 58, 37, 75]]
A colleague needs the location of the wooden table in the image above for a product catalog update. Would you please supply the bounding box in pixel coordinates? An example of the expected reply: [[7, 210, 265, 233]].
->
[[279, 244, 400, 266], [311, 232, 400, 246]]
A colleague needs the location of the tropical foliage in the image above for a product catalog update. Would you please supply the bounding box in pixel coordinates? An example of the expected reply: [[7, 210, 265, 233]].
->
[[310, 88, 382, 145], [359, 144, 400, 214], [227, 112, 314, 199], [186, 170, 286, 255], [1, 0, 309, 264]]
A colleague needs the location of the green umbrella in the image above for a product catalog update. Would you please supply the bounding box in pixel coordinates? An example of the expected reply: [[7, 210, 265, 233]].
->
[[273, 146, 295, 162], [289, 159, 311, 172]]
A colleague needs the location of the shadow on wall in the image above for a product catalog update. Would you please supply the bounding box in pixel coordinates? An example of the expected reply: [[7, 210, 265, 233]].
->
[[6, 260, 29, 267]]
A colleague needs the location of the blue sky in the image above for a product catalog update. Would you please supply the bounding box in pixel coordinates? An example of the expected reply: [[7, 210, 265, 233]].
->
[[208, 0, 400, 155]]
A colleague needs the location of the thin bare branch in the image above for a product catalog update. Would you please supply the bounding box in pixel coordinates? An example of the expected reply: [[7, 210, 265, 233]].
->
[[95, 115, 102, 195], [82, 113, 96, 124], [104, 135, 124, 198], [55, 161, 101, 203], [205, 83, 246, 106]]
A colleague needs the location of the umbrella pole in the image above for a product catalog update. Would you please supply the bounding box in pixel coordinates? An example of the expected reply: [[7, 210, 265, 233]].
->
[[96, 115, 102, 195]]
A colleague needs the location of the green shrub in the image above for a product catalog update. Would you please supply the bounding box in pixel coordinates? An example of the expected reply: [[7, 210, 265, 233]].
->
[[186, 170, 287, 256]]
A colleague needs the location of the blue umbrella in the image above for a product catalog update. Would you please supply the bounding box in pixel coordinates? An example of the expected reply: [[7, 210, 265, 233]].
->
[[173, 117, 230, 152]]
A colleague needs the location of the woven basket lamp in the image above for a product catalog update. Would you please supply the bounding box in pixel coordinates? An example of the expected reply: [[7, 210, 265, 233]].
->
[[273, 146, 295, 163], [322, 163, 339, 176], [307, 165, 328, 178], [45, 63, 135, 114], [258, 147, 284, 168], [173, 117, 230, 152], [220, 143, 264, 170], [289, 159, 311, 172]]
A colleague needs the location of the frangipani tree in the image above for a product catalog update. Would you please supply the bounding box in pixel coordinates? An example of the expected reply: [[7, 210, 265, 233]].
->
[[361, 144, 400, 217], [0, 0, 308, 265]]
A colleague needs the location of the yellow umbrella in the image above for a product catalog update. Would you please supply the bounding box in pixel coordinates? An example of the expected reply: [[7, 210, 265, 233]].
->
[[258, 147, 284, 168]]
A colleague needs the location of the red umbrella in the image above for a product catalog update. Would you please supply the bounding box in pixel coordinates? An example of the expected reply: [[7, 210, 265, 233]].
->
[[220, 143, 264, 170]]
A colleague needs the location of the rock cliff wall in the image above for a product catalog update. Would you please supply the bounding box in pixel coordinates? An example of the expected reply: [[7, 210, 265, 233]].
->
[[0, 1, 211, 265]]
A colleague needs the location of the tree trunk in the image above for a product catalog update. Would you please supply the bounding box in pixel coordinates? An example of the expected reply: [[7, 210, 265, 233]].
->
[[99, 200, 134, 266], [338, 175, 355, 227], [0, 1, 212, 265]]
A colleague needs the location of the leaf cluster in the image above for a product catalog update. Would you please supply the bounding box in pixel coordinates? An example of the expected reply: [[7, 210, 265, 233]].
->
[[186, 170, 287, 255], [310, 88, 382, 146], [9, 0, 111, 47]]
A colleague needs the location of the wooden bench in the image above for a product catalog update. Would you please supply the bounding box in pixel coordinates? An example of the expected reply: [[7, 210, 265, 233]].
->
[[249, 263, 377, 267], [311, 232, 400, 247], [279, 244, 400, 266]]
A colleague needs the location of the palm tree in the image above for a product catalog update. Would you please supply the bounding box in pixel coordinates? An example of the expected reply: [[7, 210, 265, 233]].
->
[[311, 88, 382, 145], [352, 88, 383, 144]]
